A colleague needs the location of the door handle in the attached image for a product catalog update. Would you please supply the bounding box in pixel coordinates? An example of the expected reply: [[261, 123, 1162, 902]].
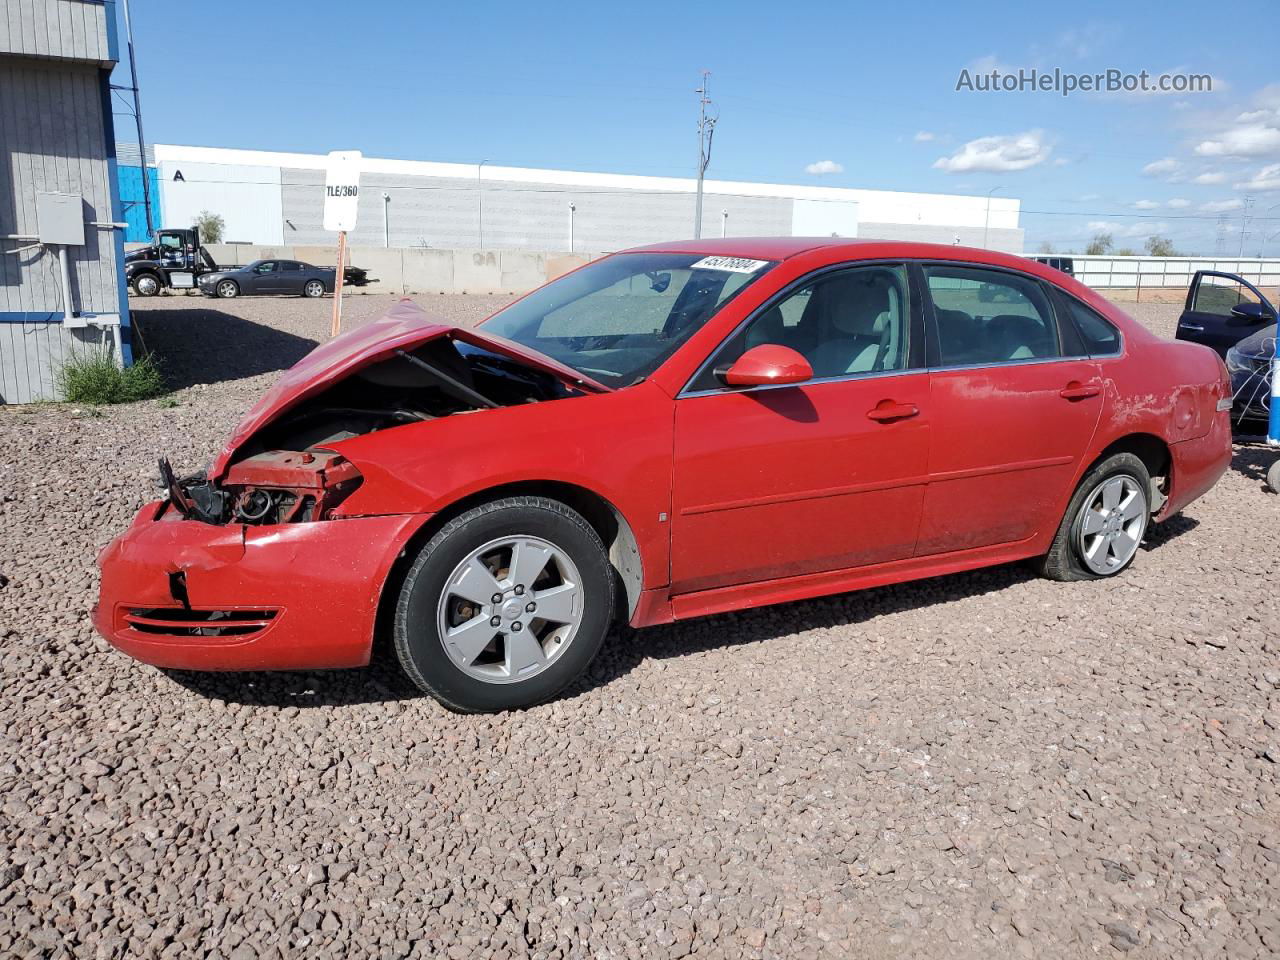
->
[[1059, 381, 1101, 401], [866, 400, 919, 422], [1179, 323, 1204, 332]]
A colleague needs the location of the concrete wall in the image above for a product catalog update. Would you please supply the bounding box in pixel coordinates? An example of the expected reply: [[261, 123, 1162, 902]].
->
[[199, 244, 598, 295]]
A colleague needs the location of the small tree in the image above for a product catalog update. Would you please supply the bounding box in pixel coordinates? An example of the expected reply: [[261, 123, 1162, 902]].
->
[[1085, 232, 1113, 256], [1145, 235, 1177, 257], [194, 210, 225, 244], [1115, 247, 1137, 257], [1037, 241, 1056, 254]]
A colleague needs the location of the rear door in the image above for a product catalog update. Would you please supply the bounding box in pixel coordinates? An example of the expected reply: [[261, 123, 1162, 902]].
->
[[916, 263, 1104, 555], [278, 260, 306, 294], [1176, 270, 1275, 356]]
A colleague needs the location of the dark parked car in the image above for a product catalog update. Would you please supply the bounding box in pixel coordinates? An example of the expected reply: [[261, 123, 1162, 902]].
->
[[1175, 270, 1276, 430], [197, 259, 355, 299], [1033, 256, 1075, 277]]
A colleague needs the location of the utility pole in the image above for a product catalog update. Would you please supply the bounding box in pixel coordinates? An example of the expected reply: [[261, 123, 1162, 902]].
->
[[693, 71, 716, 239], [120, 0, 153, 236], [983, 185, 1003, 249], [1239, 195, 1255, 258]]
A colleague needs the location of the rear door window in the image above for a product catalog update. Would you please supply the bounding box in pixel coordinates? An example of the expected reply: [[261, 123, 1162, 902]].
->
[[1060, 295, 1122, 357], [923, 265, 1060, 366]]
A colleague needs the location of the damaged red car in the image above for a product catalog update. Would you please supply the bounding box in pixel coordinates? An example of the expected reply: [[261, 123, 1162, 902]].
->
[[95, 239, 1233, 712]]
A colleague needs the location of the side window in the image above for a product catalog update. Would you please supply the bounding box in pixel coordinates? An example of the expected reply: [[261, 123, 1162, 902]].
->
[[924, 265, 1059, 366], [281, 261, 302, 272], [696, 264, 911, 390], [1193, 275, 1261, 316], [1061, 296, 1122, 356], [254, 261, 276, 274]]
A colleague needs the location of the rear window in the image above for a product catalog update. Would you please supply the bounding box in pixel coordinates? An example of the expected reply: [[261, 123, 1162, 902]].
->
[[1061, 296, 1122, 356]]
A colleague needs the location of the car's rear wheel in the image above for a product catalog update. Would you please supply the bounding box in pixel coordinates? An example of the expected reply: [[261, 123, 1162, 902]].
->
[[303, 279, 325, 298], [132, 273, 161, 297], [1037, 452, 1151, 581], [393, 496, 614, 713], [216, 279, 239, 299]]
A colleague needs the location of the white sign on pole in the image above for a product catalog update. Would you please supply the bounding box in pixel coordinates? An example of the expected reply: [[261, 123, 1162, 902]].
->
[[323, 150, 362, 233]]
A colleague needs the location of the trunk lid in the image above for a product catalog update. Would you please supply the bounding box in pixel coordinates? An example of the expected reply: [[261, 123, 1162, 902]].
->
[[209, 298, 608, 479]]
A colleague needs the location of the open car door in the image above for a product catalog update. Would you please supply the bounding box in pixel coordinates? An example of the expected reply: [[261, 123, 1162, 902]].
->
[[1176, 270, 1276, 357]]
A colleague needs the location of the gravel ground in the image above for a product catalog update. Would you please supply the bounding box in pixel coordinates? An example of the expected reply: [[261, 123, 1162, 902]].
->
[[1, 292, 1278, 959]]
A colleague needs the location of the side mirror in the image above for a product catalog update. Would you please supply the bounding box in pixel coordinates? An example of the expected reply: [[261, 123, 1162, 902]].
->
[[1230, 301, 1273, 324], [720, 344, 813, 387]]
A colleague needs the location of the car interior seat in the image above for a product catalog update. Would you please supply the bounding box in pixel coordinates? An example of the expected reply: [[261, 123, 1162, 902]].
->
[[802, 272, 901, 377], [988, 313, 1054, 360]]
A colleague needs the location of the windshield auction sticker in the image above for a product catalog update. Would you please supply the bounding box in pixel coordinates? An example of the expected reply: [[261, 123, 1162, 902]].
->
[[691, 256, 770, 274]]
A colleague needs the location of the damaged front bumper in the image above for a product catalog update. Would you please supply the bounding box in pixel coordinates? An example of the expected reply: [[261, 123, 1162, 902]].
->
[[93, 501, 425, 671]]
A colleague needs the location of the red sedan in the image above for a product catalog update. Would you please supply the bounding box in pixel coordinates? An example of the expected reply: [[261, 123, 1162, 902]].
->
[[95, 239, 1233, 712]]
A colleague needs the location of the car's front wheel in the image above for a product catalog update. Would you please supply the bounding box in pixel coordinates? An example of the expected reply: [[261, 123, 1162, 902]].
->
[[393, 496, 614, 712], [303, 279, 325, 298], [1038, 452, 1151, 581], [216, 279, 239, 299]]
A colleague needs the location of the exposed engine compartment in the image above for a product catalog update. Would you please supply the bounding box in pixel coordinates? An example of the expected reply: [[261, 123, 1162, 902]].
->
[[167, 339, 574, 525]]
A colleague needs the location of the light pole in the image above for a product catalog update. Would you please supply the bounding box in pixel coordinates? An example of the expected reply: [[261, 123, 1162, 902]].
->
[[721, 209, 728, 237], [477, 159, 488, 248], [381, 192, 390, 248], [568, 202, 576, 253], [983, 185, 1003, 249]]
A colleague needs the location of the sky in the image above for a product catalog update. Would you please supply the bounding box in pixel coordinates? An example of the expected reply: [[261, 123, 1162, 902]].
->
[[112, 0, 1280, 256]]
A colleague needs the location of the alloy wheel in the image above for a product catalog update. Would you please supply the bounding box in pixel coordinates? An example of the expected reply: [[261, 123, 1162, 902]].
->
[[135, 275, 159, 296], [304, 280, 324, 297], [217, 280, 237, 298], [435, 535, 584, 684], [1075, 474, 1147, 575]]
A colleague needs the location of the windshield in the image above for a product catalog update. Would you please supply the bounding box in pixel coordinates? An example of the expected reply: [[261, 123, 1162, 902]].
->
[[477, 252, 776, 387]]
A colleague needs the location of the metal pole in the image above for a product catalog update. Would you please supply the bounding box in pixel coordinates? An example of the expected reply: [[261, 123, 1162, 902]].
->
[[477, 159, 488, 248], [121, 0, 153, 236], [983, 185, 1003, 249], [330, 230, 346, 338], [568, 202, 575, 253], [694, 71, 711, 239], [382, 192, 390, 248], [721, 209, 727, 238], [57, 245, 75, 320]]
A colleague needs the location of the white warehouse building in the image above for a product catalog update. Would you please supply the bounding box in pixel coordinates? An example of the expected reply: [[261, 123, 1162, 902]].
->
[[147, 144, 1024, 254]]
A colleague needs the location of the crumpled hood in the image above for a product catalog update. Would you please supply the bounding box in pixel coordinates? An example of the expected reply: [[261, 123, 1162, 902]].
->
[[209, 298, 608, 479]]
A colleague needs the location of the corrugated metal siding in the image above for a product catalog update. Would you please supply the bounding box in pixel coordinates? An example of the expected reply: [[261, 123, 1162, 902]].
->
[[0, 56, 121, 315], [0, 320, 118, 403], [117, 163, 158, 241], [0, 0, 111, 64]]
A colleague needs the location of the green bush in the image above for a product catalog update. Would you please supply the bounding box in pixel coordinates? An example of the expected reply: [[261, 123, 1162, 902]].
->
[[59, 353, 166, 405]]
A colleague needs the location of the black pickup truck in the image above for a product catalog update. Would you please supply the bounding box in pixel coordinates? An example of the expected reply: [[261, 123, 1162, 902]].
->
[[125, 227, 369, 297]]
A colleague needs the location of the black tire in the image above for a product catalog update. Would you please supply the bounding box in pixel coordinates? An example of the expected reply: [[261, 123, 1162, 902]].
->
[[302, 279, 325, 298], [393, 496, 614, 713], [1037, 452, 1151, 582], [132, 272, 161, 297], [215, 279, 239, 299]]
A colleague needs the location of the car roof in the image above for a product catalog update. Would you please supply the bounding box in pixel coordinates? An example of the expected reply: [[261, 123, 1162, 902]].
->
[[625, 236, 1046, 273]]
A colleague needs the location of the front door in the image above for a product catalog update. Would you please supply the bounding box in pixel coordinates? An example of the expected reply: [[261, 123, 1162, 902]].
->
[[915, 263, 1104, 555], [670, 263, 931, 595], [248, 260, 282, 293], [1176, 270, 1275, 357]]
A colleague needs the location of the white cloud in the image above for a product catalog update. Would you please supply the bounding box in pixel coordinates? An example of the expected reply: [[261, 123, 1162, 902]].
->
[[804, 160, 844, 175], [1234, 162, 1280, 191], [1194, 123, 1280, 158], [1192, 170, 1226, 184], [1167, 197, 1191, 208], [1142, 157, 1182, 178], [913, 131, 935, 142], [1200, 199, 1244, 212], [933, 130, 1051, 173], [1131, 200, 1160, 210]]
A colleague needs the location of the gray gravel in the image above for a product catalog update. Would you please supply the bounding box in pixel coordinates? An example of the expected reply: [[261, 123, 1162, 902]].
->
[[1, 292, 1278, 959]]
